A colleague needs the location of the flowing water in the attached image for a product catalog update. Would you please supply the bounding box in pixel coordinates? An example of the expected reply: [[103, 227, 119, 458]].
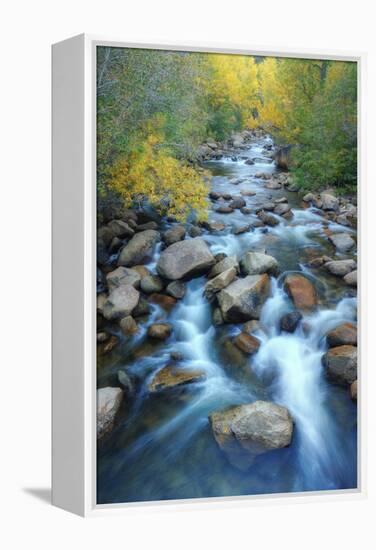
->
[[97, 135, 357, 504]]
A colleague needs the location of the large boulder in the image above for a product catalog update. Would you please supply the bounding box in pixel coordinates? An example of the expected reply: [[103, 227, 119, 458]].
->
[[209, 401, 293, 470], [102, 285, 140, 320], [326, 323, 357, 347], [118, 230, 159, 267], [204, 267, 237, 301], [148, 365, 206, 392], [325, 259, 356, 277], [217, 274, 270, 322], [208, 255, 239, 279], [322, 345, 357, 386], [106, 266, 141, 290], [97, 387, 123, 440], [157, 238, 215, 280], [163, 225, 186, 246], [284, 274, 317, 311], [328, 233, 355, 252], [240, 251, 279, 277]]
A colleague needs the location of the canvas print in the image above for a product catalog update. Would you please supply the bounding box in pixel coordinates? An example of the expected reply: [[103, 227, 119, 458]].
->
[[96, 46, 358, 504]]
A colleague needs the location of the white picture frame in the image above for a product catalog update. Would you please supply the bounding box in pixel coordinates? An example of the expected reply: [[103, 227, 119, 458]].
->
[[52, 34, 366, 517]]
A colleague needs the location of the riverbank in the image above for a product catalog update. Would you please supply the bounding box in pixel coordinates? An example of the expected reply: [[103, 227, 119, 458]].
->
[[96, 131, 357, 503]]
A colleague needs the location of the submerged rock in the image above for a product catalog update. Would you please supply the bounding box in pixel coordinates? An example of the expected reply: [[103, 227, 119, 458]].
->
[[97, 387, 123, 440], [322, 345, 357, 386], [240, 251, 279, 277], [157, 238, 215, 280], [209, 401, 294, 471], [284, 274, 317, 312], [118, 230, 159, 267], [280, 311, 303, 333], [233, 332, 261, 354], [147, 323, 172, 340], [148, 365, 206, 392], [218, 274, 270, 322], [326, 323, 357, 347]]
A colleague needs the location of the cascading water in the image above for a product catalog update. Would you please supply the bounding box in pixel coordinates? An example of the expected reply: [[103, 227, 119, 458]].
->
[[97, 134, 357, 504]]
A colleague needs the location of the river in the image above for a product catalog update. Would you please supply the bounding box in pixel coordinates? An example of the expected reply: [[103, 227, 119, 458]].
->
[[97, 134, 357, 504]]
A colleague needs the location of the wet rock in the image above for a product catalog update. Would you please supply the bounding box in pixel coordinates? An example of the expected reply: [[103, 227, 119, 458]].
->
[[232, 224, 251, 235], [163, 225, 186, 246], [280, 311, 303, 333], [216, 205, 234, 214], [275, 196, 288, 204], [233, 332, 261, 354], [218, 274, 270, 322], [350, 380, 357, 401], [284, 274, 317, 311], [229, 196, 246, 209], [189, 225, 203, 237], [209, 191, 222, 200], [326, 323, 357, 347], [240, 207, 253, 215], [170, 351, 184, 361], [102, 285, 140, 320], [149, 293, 177, 311], [133, 296, 150, 317], [222, 193, 233, 200], [102, 335, 119, 354], [324, 259, 356, 277], [255, 202, 275, 212], [106, 266, 141, 290], [148, 365, 206, 392], [344, 270, 357, 287], [117, 370, 134, 395], [308, 255, 332, 268], [97, 387, 123, 440], [204, 267, 237, 301], [140, 274, 164, 294], [242, 320, 262, 334], [240, 251, 279, 277], [213, 307, 224, 326], [328, 233, 355, 252], [244, 158, 255, 165], [119, 315, 138, 335], [147, 322, 172, 340], [321, 193, 339, 212], [118, 230, 160, 267], [274, 203, 291, 216], [265, 180, 282, 190], [157, 238, 215, 280], [209, 401, 294, 471], [240, 190, 256, 196], [205, 221, 226, 232], [257, 210, 280, 226], [322, 345, 357, 386], [166, 280, 186, 299]]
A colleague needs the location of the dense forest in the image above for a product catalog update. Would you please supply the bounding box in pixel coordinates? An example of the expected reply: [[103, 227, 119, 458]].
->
[[97, 48, 357, 222]]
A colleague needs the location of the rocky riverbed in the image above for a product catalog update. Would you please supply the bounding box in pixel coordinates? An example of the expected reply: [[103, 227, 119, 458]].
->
[[96, 131, 358, 504]]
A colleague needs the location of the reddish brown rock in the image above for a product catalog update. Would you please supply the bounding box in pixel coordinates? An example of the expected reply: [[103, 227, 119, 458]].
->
[[284, 274, 317, 311], [233, 332, 261, 354], [326, 323, 357, 347]]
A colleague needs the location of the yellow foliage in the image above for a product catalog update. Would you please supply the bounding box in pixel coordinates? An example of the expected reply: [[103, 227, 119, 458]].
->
[[108, 125, 210, 222]]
